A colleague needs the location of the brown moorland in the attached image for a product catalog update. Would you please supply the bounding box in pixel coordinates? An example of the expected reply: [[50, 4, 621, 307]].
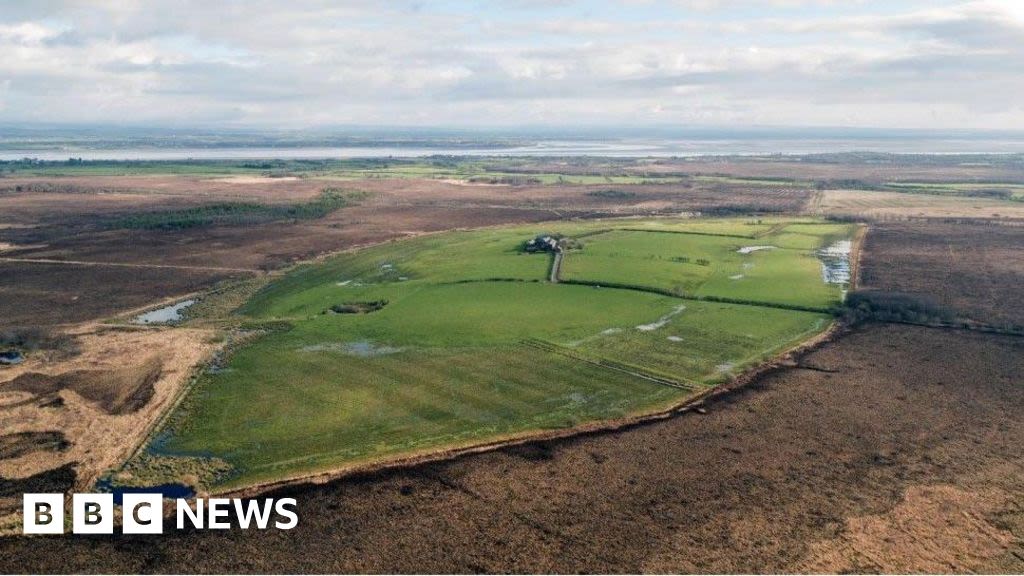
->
[[860, 220, 1024, 328]]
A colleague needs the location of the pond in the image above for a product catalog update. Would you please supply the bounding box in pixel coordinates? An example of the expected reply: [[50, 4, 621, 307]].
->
[[95, 477, 195, 505], [0, 350, 23, 365], [132, 299, 196, 325]]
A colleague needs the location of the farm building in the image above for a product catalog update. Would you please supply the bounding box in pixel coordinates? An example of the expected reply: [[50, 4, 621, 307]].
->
[[525, 235, 560, 253]]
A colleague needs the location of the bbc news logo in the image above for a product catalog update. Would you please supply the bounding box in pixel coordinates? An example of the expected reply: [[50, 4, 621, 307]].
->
[[23, 493, 298, 534]]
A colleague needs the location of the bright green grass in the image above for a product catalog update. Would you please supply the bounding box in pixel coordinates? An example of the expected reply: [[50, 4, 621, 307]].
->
[[572, 302, 829, 384], [561, 223, 852, 309], [152, 217, 854, 489], [287, 283, 681, 347], [169, 344, 683, 488]]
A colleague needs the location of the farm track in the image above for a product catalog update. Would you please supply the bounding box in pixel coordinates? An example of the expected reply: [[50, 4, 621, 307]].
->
[[549, 250, 562, 283]]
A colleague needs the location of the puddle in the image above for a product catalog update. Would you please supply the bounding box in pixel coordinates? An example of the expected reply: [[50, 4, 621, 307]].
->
[[95, 477, 195, 505], [667, 336, 683, 342], [729, 274, 744, 280], [133, 300, 196, 325], [636, 305, 686, 331], [601, 328, 622, 335], [0, 350, 24, 365], [336, 280, 352, 286], [817, 240, 852, 285], [301, 341, 405, 357], [737, 245, 775, 254]]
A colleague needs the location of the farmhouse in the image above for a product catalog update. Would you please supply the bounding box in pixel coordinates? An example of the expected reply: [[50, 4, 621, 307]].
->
[[525, 235, 560, 253]]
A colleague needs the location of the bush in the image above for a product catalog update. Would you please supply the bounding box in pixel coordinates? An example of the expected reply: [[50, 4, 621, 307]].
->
[[108, 188, 368, 230], [328, 300, 388, 314], [585, 189, 637, 200], [844, 290, 955, 325]]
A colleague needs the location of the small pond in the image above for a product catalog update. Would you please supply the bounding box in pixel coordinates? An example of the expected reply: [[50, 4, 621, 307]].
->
[[95, 477, 195, 505], [133, 299, 196, 325], [0, 350, 24, 365]]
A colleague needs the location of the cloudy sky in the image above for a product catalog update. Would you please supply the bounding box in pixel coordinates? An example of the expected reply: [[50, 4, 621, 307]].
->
[[1, 0, 1023, 130]]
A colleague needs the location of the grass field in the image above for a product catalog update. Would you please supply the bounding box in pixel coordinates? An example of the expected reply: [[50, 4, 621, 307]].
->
[[559, 221, 853, 309], [141, 217, 853, 489]]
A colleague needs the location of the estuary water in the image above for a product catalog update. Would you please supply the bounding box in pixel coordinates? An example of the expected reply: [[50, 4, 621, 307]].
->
[[5, 135, 1024, 161]]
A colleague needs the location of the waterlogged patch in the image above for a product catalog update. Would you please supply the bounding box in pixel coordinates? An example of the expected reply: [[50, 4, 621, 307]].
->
[[300, 341, 405, 357], [818, 239, 852, 284], [667, 335, 683, 342], [336, 280, 352, 286], [715, 362, 735, 373], [636, 305, 686, 331], [737, 245, 775, 254], [729, 274, 744, 280]]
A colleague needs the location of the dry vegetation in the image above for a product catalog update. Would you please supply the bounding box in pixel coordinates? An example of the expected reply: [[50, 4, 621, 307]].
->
[[0, 325, 218, 532], [812, 189, 1024, 220]]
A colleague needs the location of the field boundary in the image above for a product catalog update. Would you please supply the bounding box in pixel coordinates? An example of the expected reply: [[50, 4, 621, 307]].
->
[[556, 278, 836, 314], [617, 227, 757, 239]]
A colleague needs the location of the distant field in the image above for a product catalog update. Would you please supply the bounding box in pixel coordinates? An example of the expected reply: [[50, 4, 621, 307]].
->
[[815, 189, 1024, 219], [138, 217, 853, 490]]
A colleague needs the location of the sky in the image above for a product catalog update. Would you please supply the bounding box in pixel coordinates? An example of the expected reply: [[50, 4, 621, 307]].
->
[[1, 0, 1023, 131]]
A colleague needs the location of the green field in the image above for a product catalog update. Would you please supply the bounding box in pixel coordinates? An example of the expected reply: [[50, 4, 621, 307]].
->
[[143, 217, 854, 489]]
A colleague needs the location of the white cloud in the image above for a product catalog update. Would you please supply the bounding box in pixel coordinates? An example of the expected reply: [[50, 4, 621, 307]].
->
[[0, 0, 1020, 129]]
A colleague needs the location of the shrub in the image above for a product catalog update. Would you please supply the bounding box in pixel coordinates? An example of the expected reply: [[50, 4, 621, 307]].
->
[[843, 290, 955, 325]]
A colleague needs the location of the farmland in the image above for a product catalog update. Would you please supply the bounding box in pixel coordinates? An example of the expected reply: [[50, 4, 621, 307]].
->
[[136, 218, 850, 489]]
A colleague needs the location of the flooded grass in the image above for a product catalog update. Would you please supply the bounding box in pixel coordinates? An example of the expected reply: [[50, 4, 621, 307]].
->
[[737, 245, 776, 254], [817, 240, 852, 285]]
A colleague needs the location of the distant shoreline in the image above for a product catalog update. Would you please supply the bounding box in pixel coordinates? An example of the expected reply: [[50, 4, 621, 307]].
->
[[5, 137, 1024, 161]]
